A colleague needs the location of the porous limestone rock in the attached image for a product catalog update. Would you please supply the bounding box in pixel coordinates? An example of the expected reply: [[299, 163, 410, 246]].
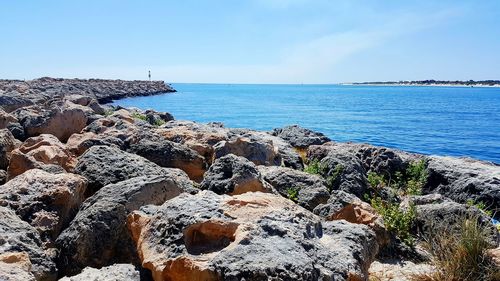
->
[[200, 154, 272, 195], [59, 264, 141, 281], [127, 191, 379, 281], [56, 173, 193, 277], [0, 129, 19, 170], [0, 169, 87, 241], [271, 125, 330, 148]]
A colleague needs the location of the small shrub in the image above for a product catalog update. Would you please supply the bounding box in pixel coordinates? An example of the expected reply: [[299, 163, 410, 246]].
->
[[467, 199, 493, 217], [304, 159, 325, 175], [286, 187, 299, 203], [412, 215, 500, 281], [103, 108, 115, 116], [325, 164, 344, 192], [368, 171, 387, 190], [131, 112, 147, 121], [154, 119, 166, 126], [371, 196, 416, 246]]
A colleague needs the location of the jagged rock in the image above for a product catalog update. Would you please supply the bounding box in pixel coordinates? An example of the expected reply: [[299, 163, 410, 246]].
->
[[144, 109, 174, 126], [425, 156, 500, 218], [259, 166, 329, 210], [59, 264, 141, 281], [200, 154, 271, 195], [0, 252, 37, 281], [0, 93, 34, 113], [0, 129, 19, 170], [74, 145, 170, 194], [0, 108, 17, 129], [66, 132, 124, 156], [319, 147, 369, 198], [7, 134, 76, 179], [0, 206, 57, 281], [128, 137, 206, 182], [271, 125, 330, 148], [369, 260, 435, 281], [0, 169, 87, 241], [314, 190, 389, 247], [127, 191, 379, 281], [414, 200, 499, 248], [56, 173, 193, 277], [12, 101, 89, 142], [158, 120, 229, 160], [6, 121, 25, 140], [214, 137, 281, 166]]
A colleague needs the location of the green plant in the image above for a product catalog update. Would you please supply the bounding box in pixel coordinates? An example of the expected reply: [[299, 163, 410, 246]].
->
[[103, 108, 115, 117], [154, 118, 166, 126], [367, 171, 387, 190], [412, 215, 500, 281], [131, 112, 147, 121], [304, 159, 325, 175], [286, 187, 299, 203], [371, 196, 416, 246], [466, 199, 493, 217], [325, 164, 344, 192]]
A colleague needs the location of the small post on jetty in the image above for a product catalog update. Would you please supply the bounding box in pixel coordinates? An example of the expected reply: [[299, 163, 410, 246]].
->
[[148, 70, 151, 82]]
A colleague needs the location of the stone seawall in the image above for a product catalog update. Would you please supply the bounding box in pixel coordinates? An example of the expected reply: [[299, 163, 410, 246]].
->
[[0, 77, 175, 112]]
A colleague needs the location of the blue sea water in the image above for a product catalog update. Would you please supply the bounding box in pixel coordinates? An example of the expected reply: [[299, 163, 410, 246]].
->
[[113, 84, 500, 164]]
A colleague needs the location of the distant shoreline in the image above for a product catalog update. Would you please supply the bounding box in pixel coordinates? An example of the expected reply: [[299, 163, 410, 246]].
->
[[342, 83, 500, 88]]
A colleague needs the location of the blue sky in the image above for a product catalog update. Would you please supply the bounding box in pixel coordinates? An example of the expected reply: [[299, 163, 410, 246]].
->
[[1, 0, 499, 83]]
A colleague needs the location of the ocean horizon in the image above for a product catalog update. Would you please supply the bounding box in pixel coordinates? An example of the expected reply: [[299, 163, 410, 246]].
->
[[113, 83, 500, 164]]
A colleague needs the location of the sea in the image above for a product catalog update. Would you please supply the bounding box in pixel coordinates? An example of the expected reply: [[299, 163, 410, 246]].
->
[[113, 84, 500, 164]]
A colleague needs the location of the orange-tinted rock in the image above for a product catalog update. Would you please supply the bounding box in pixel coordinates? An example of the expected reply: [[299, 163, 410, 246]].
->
[[0, 109, 17, 129], [7, 134, 76, 179]]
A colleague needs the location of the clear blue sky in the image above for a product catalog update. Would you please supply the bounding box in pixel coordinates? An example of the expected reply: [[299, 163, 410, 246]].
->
[[1, 0, 499, 83]]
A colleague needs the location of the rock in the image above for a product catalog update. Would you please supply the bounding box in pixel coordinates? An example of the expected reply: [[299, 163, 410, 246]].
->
[[0, 108, 17, 129], [425, 156, 500, 218], [319, 148, 369, 198], [0, 169, 87, 241], [0, 169, 6, 184], [200, 154, 272, 195], [74, 145, 171, 194], [314, 190, 389, 247], [0, 129, 19, 170], [0, 252, 37, 281], [66, 132, 123, 156], [214, 137, 281, 166], [259, 166, 329, 210], [486, 247, 500, 267], [271, 125, 330, 148], [144, 109, 174, 126], [64, 95, 93, 106], [7, 134, 76, 179], [56, 172, 194, 277], [127, 191, 379, 281], [6, 121, 25, 140], [59, 264, 141, 281], [0, 93, 34, 112], [369, 260, 435, 281], [414, 200, 499, 248], [0, 206, 57, 281], [13, 101, 89, 142], [128, 137, 206, 182]]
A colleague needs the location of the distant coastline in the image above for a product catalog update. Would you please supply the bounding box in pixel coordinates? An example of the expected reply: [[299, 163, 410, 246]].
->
[[344, 80, 500, 88]]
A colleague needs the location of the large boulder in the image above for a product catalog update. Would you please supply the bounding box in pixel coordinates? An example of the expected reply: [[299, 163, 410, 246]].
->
[[127, 191, 378, 281], [59, 264, 141, 281], [0, 252, 37, 281], [0, 206, 57, 281], [318, 148, 369, 198], [414, 199, 499, 248], [0, 108, 17, 129], [0, 129, 19, 170], [128, 137, 206, 182], [66, 132, 124, 156], [74, 145, 171, 195], [0, 94, 34, 113], [424, 156, 500, 218], [0, 169, 87, 241], [200, 154, 272, 195], [314, 190, 389, 247], [13, 101, 89, 142], [259, 165, 330, 211], [271, 125, 330, 148], [56, 173, 193, 277], [213, 137, 282, 166], [7, 134, 76, 179]]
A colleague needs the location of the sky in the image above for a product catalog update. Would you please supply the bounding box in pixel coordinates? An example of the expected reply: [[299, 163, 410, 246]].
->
[[1, 0, 499, 83]]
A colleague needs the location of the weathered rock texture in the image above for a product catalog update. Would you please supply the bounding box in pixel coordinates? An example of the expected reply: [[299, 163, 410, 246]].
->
[[0, 206, 57, 281], [128, 191, 379, 281], [56, 173, 194, 276], [59, 264, 141, 281], [0, 169, 87, 241], [272, 125, 330, 148]]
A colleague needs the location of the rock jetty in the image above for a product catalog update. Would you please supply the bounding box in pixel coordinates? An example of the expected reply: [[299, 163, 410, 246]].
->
[[0, 78, 498, 280]]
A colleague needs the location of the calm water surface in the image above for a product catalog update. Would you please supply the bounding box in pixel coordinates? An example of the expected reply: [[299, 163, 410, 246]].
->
[[113, 84, 500, 163]]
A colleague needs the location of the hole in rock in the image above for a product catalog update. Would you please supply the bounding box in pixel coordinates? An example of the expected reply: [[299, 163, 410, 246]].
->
[[183, 220, 239, 255]]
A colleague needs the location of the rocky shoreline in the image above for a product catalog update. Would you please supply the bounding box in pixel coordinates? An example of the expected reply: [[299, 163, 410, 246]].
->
[[0, 79, 498, 280]]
